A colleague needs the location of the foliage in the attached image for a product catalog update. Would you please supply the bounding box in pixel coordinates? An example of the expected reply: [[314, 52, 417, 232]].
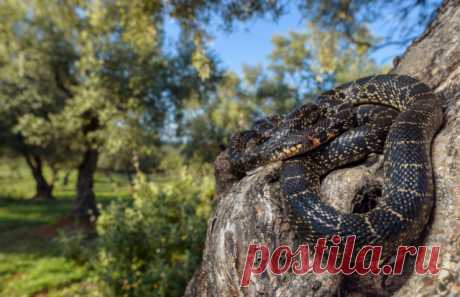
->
[[95, 167, 213, 296], [296, 0, 442, 50], [268, 24, 383, 92], [172, 0, 440, 52]]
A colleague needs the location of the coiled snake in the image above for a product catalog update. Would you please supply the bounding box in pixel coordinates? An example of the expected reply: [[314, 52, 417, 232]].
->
[[228, 74, 443, 252]]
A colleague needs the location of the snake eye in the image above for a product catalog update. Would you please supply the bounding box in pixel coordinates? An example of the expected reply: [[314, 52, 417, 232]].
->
[[307, 135, 321, 147], [326, 132, 336, 140]]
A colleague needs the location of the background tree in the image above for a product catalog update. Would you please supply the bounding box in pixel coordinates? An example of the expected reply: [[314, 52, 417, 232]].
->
[[0, 1, 72, 200], [0, 0, 220, 219]]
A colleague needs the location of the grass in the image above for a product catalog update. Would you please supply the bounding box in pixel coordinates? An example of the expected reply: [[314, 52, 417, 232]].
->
[[0, 256, 86, 296], [0, 158, 131, 297]]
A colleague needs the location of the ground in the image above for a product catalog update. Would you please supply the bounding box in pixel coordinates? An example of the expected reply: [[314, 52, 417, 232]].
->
[[0, 159, 130, 297]]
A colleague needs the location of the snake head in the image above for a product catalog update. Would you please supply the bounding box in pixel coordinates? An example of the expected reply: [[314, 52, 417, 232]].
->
[[227, 102, 353, 173]]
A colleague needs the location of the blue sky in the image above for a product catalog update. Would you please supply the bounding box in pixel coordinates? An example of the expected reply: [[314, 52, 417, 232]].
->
[[165, 3, 436, 76]]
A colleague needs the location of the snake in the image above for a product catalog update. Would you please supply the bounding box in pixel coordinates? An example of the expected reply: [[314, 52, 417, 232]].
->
[[228, 74, 443, 252]]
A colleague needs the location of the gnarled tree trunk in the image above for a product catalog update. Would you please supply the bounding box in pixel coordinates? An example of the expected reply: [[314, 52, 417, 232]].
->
[[185, 0, 460, 296], [24, 153, 54, 200], [73, 147, 99, 221], [73, 113, 100, 222]]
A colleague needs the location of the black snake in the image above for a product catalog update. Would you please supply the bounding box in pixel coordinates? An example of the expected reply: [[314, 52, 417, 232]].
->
[[228, 74, 443, 252]]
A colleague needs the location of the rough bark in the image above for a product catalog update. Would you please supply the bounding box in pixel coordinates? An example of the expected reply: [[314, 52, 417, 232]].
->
[[24, 153, 54, 200], [389, 1, 460, 296], [185, 0, 460, 296]]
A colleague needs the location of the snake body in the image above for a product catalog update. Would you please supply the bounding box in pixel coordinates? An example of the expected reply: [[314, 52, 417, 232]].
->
[[229, 74, 443, 251]]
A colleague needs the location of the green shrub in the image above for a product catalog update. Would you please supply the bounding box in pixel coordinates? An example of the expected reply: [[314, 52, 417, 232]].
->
[[95, 166, 213, 297], [56, 230, 97, 265]]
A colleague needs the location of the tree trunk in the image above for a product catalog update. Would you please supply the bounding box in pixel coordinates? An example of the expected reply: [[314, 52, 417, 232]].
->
[[24, 153, 54, 200], [185, 0, 460, 296], [73, 147, 99, 221]]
